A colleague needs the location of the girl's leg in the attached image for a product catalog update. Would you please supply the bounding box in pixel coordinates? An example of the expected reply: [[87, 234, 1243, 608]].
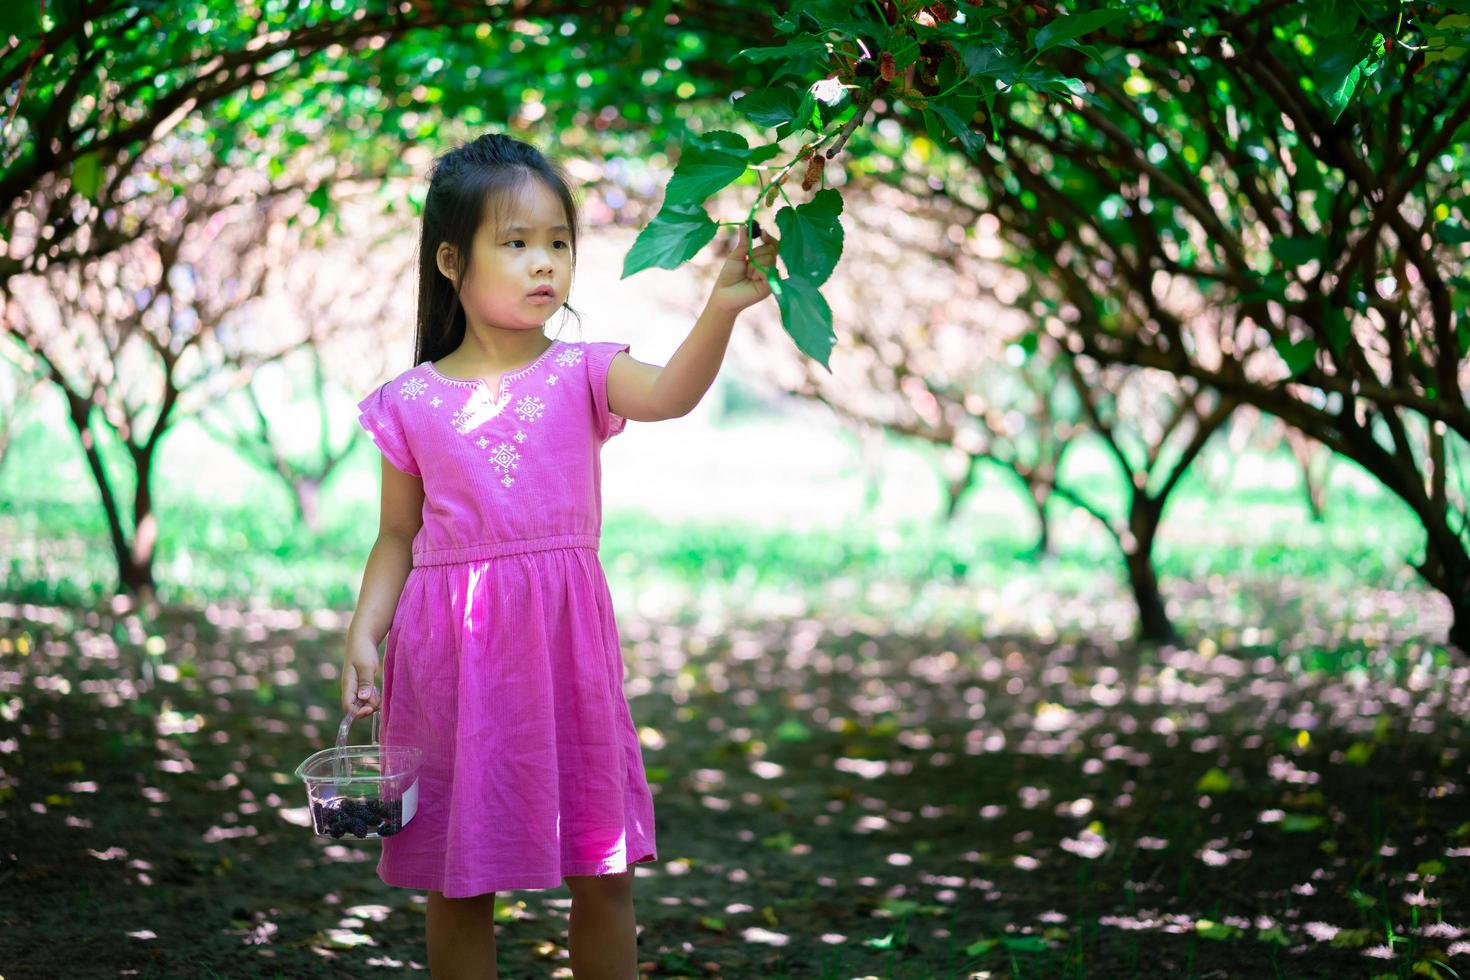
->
[[426, 889, 498, 980], [564, 869, 637, 980]]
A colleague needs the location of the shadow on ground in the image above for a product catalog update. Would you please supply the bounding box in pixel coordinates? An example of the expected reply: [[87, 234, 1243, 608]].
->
[[0, 577, 1467, 979]]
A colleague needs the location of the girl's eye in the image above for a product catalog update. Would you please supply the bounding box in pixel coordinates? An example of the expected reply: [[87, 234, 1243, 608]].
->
[[506, 241, 569, 248]]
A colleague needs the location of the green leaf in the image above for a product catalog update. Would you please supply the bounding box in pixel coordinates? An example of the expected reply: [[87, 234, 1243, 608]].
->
[[70, 152, 102, 200], [1316, 0, 1362, 37], [999, 934, 1050, 952], [863, 930, 901, 950], [307, 182, 331, 218], [1437, 220, 1470, 245], [621, 202, 720, 278], [732, 39, 827, 65], [1424, 14, 1470, 65], [773, 275, 836, 369], [928, 98, 985, 159], [0, 1, 41, 40], [773, 719, 812, 742], [1195, 918, 1245, 940], [664, 132, 750, 206], [773, 188, 844, 287], [787, 84, 831, 137], [1279, 813, 1325, 832], [1257, 925, 1292, 946], [886, 34, 921, 70], [732, 85, 804, 129], [958, 43, 1021, 83], [1195, 767, 1233, 794], [1022, 70, 1097, 104], [1329, 927, 1373, 947], [1269, 236, 1324, 267], [1273, 336, 1318, 378], [1238, 271, 1290, 305], [1034, 9, 1125, 53], [1313, 32, 1383, 122]]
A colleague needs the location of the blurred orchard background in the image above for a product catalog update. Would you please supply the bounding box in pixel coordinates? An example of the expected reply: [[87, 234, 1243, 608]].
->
[[1, 1, 1468, 979]]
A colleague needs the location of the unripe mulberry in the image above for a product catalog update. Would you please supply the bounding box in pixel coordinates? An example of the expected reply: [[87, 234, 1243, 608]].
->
[[879, 51, 895, 82], [800, 152, 824, 191], [764, 183, 780, 208]]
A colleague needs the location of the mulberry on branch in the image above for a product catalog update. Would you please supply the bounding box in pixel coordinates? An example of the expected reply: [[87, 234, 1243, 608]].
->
[[800, 152, 825, 191]]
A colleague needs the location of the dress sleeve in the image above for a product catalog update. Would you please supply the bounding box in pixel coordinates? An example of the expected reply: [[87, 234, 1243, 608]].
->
[[585, 341, 632, 442], [356, 381, 422, 477]]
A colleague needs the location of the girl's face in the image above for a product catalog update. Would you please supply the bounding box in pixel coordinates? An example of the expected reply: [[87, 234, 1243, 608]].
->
[[438, 179, 573, 333]]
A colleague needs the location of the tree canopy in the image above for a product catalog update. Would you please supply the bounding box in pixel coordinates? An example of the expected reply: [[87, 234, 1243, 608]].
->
[[4, 0, 1469, 644]]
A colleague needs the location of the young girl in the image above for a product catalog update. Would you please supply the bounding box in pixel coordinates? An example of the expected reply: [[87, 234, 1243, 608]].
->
[[340, 132, 778, 979]]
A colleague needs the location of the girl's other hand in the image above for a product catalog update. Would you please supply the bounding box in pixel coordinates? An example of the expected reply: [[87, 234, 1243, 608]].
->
[[342, 633, 381, 719]]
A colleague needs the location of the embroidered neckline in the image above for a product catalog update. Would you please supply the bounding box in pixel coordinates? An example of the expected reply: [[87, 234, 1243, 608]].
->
[[424, 340, 565, 391]]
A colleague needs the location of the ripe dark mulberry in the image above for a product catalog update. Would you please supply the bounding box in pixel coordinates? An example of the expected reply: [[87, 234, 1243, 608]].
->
[[311, 795, 407, 839]]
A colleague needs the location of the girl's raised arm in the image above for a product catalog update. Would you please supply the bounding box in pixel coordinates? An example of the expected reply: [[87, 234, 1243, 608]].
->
[[607, 223, 779, 422]]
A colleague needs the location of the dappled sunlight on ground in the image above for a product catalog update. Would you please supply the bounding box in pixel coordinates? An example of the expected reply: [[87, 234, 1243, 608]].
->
[[0, 572, 1466, 976]]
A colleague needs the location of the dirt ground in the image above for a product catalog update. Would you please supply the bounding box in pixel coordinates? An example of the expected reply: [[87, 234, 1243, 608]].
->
[[1, 585, 1467, 979]]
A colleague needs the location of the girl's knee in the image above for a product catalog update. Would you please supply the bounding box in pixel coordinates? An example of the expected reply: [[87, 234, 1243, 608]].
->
[[565, 868, 634, 902], [429, 889, 497, 910]]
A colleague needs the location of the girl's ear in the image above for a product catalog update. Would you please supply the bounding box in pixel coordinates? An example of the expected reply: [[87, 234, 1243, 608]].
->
[[435, 242, 458, 286]]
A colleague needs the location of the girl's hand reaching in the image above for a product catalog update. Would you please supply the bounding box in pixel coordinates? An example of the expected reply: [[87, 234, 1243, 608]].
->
[[708, 222, 779, 315], [342, 632, 381, 720]]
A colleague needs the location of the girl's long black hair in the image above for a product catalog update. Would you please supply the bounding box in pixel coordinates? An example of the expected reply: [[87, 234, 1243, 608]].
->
[[413, 133, 583, 366]]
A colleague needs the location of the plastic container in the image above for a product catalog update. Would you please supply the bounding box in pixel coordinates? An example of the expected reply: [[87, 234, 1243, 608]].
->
[[293, 706, 422, 840]]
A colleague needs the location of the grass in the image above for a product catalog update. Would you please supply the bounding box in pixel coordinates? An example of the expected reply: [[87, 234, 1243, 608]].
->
[[0, 389, 1449, 660], [0, 439, 1435, 608]]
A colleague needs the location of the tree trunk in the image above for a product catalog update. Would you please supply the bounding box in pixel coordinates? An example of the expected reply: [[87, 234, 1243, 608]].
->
[[1027, 484, 1052, 557], [1125, 497, 1178, 644], [63, 392, 157, 600], [293, 478, 323, 534], [127, 446, 158, 601], [1285, 428, 1328, 522], [1416, 525, 1470, 655], [941, 453, 978, 524]]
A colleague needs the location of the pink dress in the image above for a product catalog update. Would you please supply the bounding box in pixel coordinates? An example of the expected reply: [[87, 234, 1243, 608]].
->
[[355, 338, 658, 897]]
